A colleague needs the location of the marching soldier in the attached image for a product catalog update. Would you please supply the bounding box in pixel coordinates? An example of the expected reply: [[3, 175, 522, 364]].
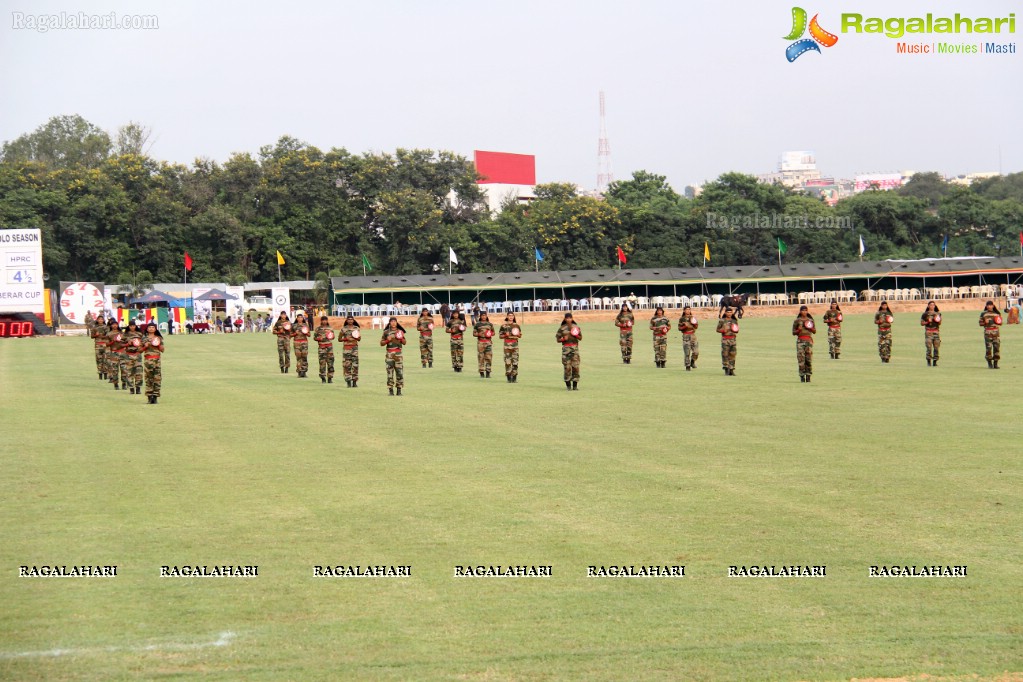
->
[[980, 300, 1003, 369], [106, 317, 128, 390], [92, 314, 108, 379], [649, 306, 670, 368], [446, 310, 467, 372], [822, 301, 843, 359], [272, 311, 292, 373], [416, 308, 435, 368], [792, 305, 816, 382], [142, 321, 165, 404], [291, 312, 311, 378], [498, 312, 522, 382], [677, 305, 699, 370], [123, 319, 145, 395], [555, 312, 582, 390], [874, 301, 894, 363], [380, 317, 407, 395], [473, 311, 496, 378], [920, 301, 942, 367], [313, 315, 335, 383], [716, 307, 739, 376], [340, 314, 361, 387], [614, 303, 634, 364]]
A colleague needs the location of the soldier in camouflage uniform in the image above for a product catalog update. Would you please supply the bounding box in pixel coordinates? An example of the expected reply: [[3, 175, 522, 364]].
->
[[649, 306, 670, 368], [473, 311, 496, 378], [874, 301, 894, 363], [499, 312, 522, 382], [614, 303, 634, 364], [716, 307, 739, 376], [340, 314, 361, 387], [91, 314, 108, 379], [142, 322, 165, 404], [380, 317, 407, 395], [272, 311, 292, 373], [106, 318, 128, 390], [677, 305, 699, 371], [920, 301, 942, 367], [980, 300, 1003, 369], [123, 319, 145, 395], [822, 301, 843, 359], [313, 315, 335, 383], [446, 311, 467, 372], [792, 305, 816, 383], [416, 308, 435, 368], [291, 312, 311, 378], [555, 312, 582, 390]]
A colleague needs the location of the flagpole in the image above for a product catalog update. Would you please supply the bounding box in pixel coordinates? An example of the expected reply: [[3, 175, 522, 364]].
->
[[277, 263, 282, 283]]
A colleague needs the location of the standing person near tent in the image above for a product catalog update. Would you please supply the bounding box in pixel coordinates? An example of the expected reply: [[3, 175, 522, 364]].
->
[[446, 310, 467, 372], [979, 300, 1003, 369], [473, 310, 496, 378], [123, 319, 145, 395], [340, 314, 361, 387], [416, 308, 435, 368], [822, 301, 843, 359], [272, 311, 292, 374], [677, 305, 699, 371], [291, 312, 311, 378], [874, 301, 894, 363], [920, 301, 942, 367], [499, 312, 522, 383], [555, 312, 582, 390], [91, 313, 108, 380], [716, 307, 739, 376], [313, 315, 335, 383], [649, 306, 670, 368], [380, 317, 407, 396], [142, 322, 165, 404], [106, 318, 128, 390], [792, 305, 816, 383], [614, 303, 634, 364]]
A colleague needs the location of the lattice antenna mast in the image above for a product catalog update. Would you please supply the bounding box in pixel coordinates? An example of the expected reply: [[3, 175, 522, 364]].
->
[[597, 91, 613, 195]]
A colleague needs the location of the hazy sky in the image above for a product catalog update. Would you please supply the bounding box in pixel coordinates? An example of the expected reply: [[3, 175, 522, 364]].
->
[[2, 0, 1020, 190]]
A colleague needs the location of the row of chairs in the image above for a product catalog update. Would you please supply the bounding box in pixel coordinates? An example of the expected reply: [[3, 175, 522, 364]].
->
[[923, 285, 1001, 300]]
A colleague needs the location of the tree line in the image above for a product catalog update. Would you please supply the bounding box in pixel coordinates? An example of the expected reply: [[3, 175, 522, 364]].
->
[[2, 115, 1021, 286]]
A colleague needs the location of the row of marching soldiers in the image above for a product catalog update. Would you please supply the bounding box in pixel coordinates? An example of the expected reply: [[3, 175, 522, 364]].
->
[[84, 314, 166, 403]]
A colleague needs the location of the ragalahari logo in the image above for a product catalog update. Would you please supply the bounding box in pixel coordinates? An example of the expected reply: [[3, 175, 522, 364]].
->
[[784, 7, 839, 61]]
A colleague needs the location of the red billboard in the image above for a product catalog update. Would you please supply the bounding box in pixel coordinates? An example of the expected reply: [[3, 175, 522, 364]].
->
[[474, 151, 536, 185]]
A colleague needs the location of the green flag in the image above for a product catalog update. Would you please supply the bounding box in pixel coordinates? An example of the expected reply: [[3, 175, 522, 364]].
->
[[777, 238, 787, 256], [361, 253, 372, 272]]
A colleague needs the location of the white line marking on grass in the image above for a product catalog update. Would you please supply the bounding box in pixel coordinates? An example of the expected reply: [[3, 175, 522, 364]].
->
[[0, 631, 236, 659]]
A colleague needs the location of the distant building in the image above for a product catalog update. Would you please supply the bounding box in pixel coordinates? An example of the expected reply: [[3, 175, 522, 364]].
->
[[949, 172, 1000, 186], [759, 150, 823, 187], [474, 150, 536, 214], [853, 173, 905, 192]]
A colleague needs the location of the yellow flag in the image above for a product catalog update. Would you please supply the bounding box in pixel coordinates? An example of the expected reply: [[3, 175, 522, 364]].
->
[[276, 250, 286, 266], [704, 242, 710, 262]]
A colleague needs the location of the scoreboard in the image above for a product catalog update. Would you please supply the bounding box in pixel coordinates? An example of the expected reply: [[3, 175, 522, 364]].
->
[[0, 229, 44, 317]]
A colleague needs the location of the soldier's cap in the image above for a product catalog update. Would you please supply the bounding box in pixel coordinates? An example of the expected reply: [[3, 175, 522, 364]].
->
[[799, 305, 808, 311]]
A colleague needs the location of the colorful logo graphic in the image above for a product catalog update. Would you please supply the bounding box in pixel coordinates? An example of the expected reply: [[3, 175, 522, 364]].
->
[[784, 7, 839, 62]]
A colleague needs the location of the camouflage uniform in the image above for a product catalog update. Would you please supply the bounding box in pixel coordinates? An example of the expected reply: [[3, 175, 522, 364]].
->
[[291, 318, 312, 377], [473, 319, 495, 376], [124, 329, 145, 393], [677, 315, 700, 370], [716, 318, 738, 375], [614, 311, 634, 363], [822, 310, 843, 358], [91, 320, 108, 378], [499, 322, 522, 381], [650, 314, 670, 366], [874, 311, 893, 362], [921, 311, 941, 366], [106, 325, 128, 389], [142, 335, 164, 401], [272, 317, 292, 372], [341, 324, 361, 385], [381, 328, 406, 393], [446, 317, 466, 371], [792, 316, 816, 381], [555, 322, 582, 388], [313, 324, 335, 382], [416, 315, 435, 367], [980, 310, 1002, 368]]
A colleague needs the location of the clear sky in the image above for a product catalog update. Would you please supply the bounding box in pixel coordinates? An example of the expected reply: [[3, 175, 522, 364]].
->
[[1, 0, 1020, 190]]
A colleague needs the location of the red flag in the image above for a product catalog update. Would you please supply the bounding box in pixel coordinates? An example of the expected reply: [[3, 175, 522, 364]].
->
[[1019, 231, 1022, 246], [184, 252, 193, 271], [616, 245, 627, 265]]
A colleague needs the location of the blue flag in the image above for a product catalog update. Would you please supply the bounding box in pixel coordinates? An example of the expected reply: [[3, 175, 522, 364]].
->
[[941, 234, 949, 253], [535, 247, 544, 262]]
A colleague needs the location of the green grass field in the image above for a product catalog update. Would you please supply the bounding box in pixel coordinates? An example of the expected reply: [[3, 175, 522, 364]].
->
[[1, 312, 1021, 681]]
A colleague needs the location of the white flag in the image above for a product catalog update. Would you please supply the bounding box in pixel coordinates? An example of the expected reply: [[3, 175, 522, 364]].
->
[[449, 247, 458, 264], [858, 235, 866, 256]]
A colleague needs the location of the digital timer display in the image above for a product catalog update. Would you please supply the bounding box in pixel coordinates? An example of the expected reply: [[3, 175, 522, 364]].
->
[[0, 316, 35, 337]]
